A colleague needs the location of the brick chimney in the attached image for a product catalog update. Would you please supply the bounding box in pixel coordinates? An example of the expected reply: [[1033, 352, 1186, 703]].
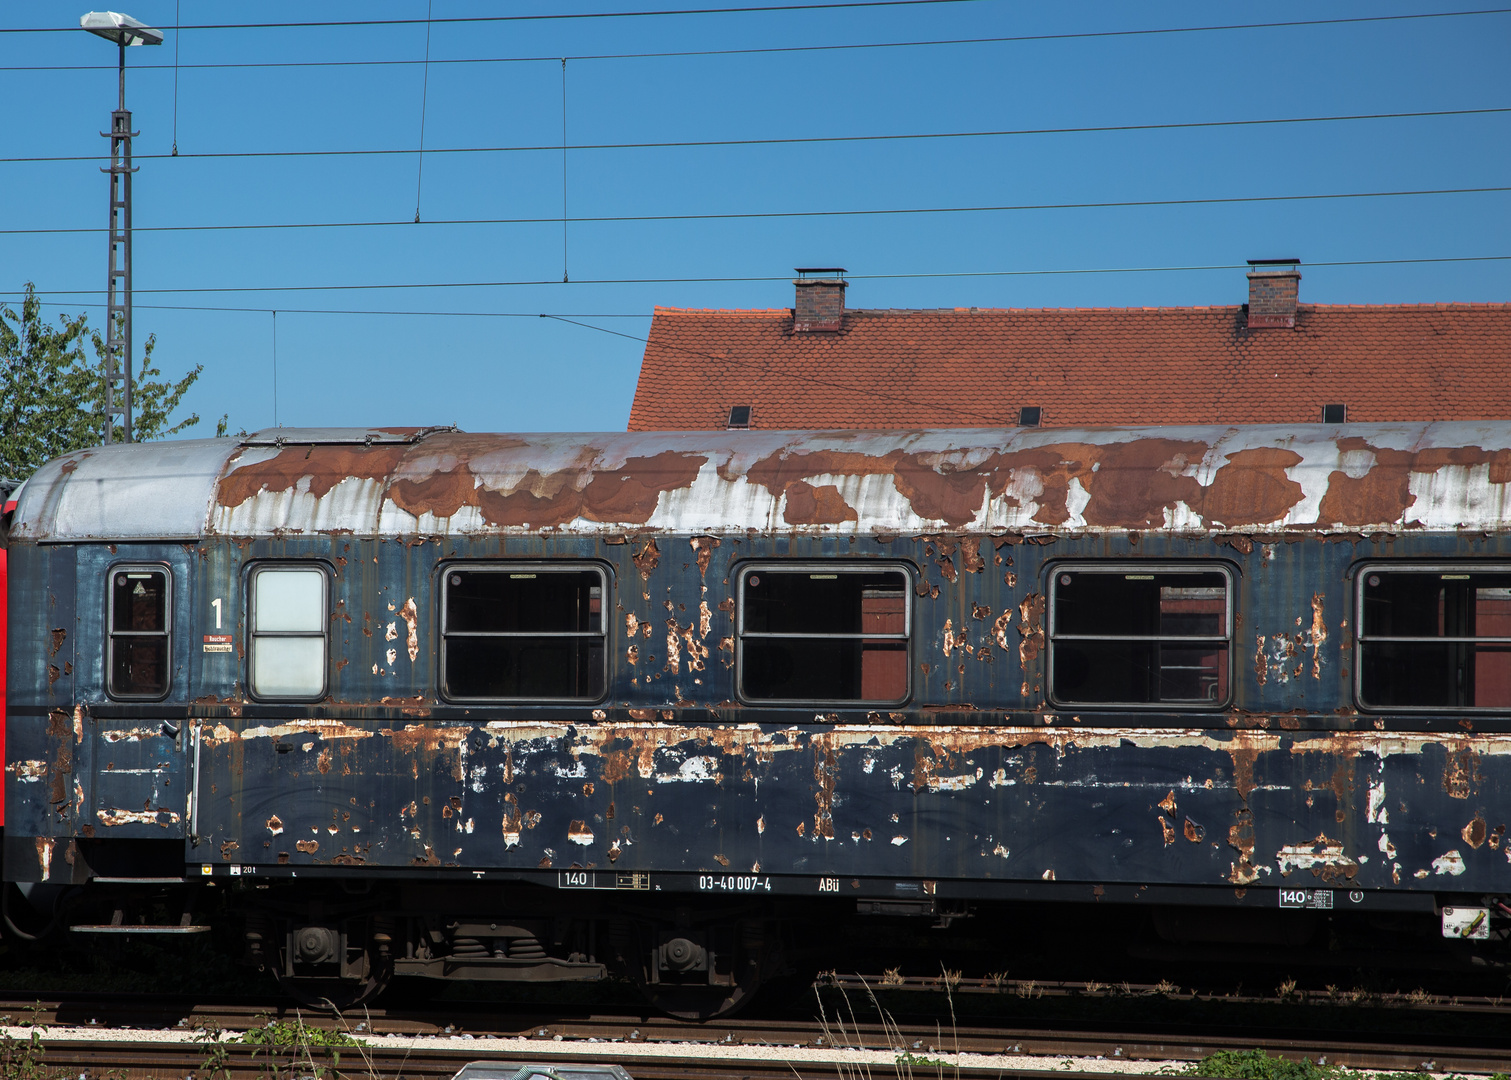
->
[[1246, 258, 1301, 329], [793, 268, 847, 332]]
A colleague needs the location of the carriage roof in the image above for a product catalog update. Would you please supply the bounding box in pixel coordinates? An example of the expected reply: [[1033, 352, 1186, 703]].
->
[[10, 422, 1511, 542]]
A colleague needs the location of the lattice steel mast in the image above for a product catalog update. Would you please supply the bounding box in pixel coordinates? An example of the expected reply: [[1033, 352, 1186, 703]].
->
[[82, 11, 162, 444]]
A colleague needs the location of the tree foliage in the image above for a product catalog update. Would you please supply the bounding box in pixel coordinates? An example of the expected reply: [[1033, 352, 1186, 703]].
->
[[0, 282, 212, 478]]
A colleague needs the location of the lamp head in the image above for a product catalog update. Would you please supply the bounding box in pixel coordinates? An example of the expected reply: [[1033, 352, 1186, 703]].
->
[[80, 11, 164, 46]]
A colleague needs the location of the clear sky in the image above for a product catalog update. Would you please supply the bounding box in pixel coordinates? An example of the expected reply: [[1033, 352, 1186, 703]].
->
[[3, 1, 1508, 436]]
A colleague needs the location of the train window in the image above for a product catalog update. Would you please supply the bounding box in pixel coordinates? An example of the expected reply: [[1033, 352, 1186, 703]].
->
[[737, 565, 911, 704], [441, 566, 606, 701], [1049, 566, 1232, 707], [249, 565, 328, 700], [1358, 567, 1511, 709], [107, 566, 171, 699]]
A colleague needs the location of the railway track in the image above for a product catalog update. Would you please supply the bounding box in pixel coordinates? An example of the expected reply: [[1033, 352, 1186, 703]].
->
[[10, 1029, 1511, 1080], [2, 993, 1509, 1078]]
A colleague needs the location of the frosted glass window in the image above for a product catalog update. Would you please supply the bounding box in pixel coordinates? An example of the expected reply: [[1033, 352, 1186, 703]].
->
[[252, 637, 326, 698], [250, 565, 328, 699], [254, 568, 325, 632]]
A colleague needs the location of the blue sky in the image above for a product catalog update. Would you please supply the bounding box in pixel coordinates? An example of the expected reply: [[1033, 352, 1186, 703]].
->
[[3, 1, 1508, 435]]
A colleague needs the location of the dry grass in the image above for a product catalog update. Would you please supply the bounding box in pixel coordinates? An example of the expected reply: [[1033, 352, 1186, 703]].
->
[[812, 970, 963, 1080]]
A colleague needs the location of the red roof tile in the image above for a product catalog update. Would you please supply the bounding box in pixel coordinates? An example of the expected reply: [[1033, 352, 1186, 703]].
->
[[627, 302, 1511, 431]]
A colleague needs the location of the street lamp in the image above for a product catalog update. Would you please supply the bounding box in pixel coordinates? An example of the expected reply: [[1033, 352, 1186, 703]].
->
[[80, 11, 163, 444]]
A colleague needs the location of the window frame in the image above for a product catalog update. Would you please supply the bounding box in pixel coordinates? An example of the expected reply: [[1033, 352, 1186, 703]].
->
[[438, 561, 611, 704], [734, 561, 914, 707], [105, 562, 173, 701], [1354, 561, 1511, 713], [246, 561, 331, 703], [1046, 561, 1236, 710]]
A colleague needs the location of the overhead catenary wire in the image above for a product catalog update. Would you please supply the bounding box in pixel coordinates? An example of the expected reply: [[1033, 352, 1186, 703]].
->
[[171, 0, 180, 156], [0, 0, 997, 35], [9, 9, 1510, 70], [10, 254, 1509, 301], [5, 107, 1506, 166], [3, 183, 1506, 238], [413, 0, 433, 224]]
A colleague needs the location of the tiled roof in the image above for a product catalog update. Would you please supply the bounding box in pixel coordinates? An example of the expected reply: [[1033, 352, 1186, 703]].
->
[[626, 302, 1511, 430]]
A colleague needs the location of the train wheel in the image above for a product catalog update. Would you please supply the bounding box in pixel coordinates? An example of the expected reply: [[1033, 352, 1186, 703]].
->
[[252, 913, 395, 1013], [272, 961, 392, 1013], [614, 912, 774, 1021]]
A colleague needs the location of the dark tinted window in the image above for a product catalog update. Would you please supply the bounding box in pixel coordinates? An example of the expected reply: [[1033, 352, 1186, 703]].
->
[[1359, 568, 1511, 708], [108, 568, 170, 698], [442, 568, 606, 701], [1050, 568, 1230, 706], [739, 568, 909, 703]]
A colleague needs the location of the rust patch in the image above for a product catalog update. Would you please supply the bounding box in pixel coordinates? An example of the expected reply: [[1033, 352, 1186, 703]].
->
[[266, 815, 284, 835], [1308, 593, 1327, 680], [317, 748, 332, 774], [296, 839, 319, 854], [219, 841, 239, 859], [399, 597, 419, 663], [1444, 748, 1481, 799], [220, 443, 407, 506], [632, 538, 661, 579], [1228, 811, 1259, 884], [1462, 813, 1487, 849], [1158, 790, 1178, 814], [783, 481, 858, 525], [812, 737, 838, 840], [713, 853, 730, 867], [1016, 593, 1045, 694], [690, 535, 720, 576], [1183, 818, 1205, 843], [568, 820, 594, 845], [601, 747, 633, 785], [49, 628, 66, 657], [1200, 448, 1306, 526], [961, 540, 985, 574], [1230, 742, 1259, 803], [383, 724, 470, 754], [1329, 760, 1353, 824], [1159, 816, 1175, 846], [992, 608, 1014, 651]]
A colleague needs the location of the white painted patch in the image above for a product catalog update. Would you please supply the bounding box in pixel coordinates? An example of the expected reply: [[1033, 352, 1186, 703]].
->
[[656, 755, 717, 783], [1432, 849, 1467, 876], [1275, 836, 1358, 876], [891, 836, 909, 847]]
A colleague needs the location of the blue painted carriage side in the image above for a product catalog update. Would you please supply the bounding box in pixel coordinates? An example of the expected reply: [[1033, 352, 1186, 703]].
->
[[164, 530, 1507, 897], [4, 543, 78, 879]]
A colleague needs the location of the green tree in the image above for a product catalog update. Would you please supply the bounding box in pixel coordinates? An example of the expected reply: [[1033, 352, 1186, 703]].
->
[[1, 282, 216, 478]]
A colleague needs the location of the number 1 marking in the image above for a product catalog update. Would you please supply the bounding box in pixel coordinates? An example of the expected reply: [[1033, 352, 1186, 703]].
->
[[211, 597, 222, 629]]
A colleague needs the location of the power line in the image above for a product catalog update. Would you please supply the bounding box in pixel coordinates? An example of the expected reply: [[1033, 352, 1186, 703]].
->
[[10, 9, 1510, 71], [3, 184, 1506, 238], [28, 301, 650, 317], [7, 107, 1506, 167], [10, 255, 1508, 301], [0, 0, 993, 34]]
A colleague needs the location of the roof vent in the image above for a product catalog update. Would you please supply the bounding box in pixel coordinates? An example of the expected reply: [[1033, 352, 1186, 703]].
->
[[1246, 258, 1301, 329], [1018, 406, 1042, 428], [793, 268, 847, 333], [1321, 403, 1346, 424], [726, 405, 752, 429]]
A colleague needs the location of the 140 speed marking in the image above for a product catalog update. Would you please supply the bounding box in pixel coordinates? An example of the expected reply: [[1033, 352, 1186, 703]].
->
[[698, 874, 771, 893]]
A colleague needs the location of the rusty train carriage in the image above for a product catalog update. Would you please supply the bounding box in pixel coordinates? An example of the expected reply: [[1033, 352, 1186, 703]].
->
[[4, 423, 1510, 1012]]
